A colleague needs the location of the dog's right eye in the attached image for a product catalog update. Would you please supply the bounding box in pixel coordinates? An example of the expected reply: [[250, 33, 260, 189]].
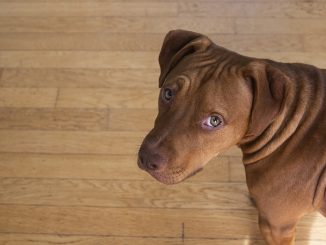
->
[[162, 88, 173, 102], [201, 114, 224, 130]]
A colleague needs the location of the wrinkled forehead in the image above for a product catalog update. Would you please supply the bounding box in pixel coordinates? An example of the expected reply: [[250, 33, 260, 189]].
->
[[162, 45, 249, 85], [163, 60, 217, 91], [163, 54, 243, 93]]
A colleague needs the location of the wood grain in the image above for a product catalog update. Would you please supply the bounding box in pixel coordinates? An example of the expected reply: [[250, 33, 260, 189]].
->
[[179, 2, 326, 18], [0, 2, 178, 17], [0, 205, 183, 237], [236, 18, 326, 34], [2, 51, 326, 69], [186, 239, 325, 245], [0, 234, 183, 245], [0, 0, 319, 2], [0, 235, 323, 245], [0, 108, 108, 131], [0, 33, 165, 51], [185, 211, 326, 240], [0, 33, 304, 52], [0, 153, 230, 182], [0, 153, 149, 180], [0, 68, 159, 88], [0, 17, 235, 33], [109, 108, 157, 131], [304, 34, 326, 52], [57, 88, 159, 109], [229, 156, 246, 182], [0, 51, 157, 68], [0, 131, 144, 154], [0, 179, 252, 209], [1, 205, 325, 240], [0, 88, 57, 107], [1, 2, 325, 18], [0, 0, 177, 2], [0, 205, 260, 238]]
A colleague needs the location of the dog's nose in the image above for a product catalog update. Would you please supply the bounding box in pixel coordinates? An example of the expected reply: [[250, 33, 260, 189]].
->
[[138, 145, 166, 172]]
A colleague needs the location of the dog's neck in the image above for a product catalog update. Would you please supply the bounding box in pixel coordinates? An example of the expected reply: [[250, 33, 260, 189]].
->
[[239, 64, 325, 164]]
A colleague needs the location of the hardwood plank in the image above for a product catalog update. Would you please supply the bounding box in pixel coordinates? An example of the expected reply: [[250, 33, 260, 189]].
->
[[0, 131, 144, 154], [0, 2, 177, 17], [109, 108, 157, 131], [0, 51, 157, 68], [0, 17, 235, 33], [304, 34, 326, 52], [186, 239, 325, 245], [0, 234, 183, 245], [0, 68, 159, 88], [0, 205, 183, 237], [191, 156, 230, 182], [0, 153, 149, 180], [0, 0, 176, 2], [2, 51, 326, 70], [186, 239, 265, 245], [179, 2, 326, 18], [0, 33, 303, 52], [2, 235, 320, 245], [229, 157, 246, 182], [211, 34, 304, 53], [56, 88, 159, 109], [0, 33, 165, 51], [0, 0, 164, 1], [1, 205, 325, 240], [236, 18, 326, 34], [0, 153, 230, 182], [0, 108, 108, 131], [0, 205, 260, 238], [0, 0, 322, 2], [185, 211, 326, 240], [224, 146, 242, 157], [0, 88, 57, 108], [0, 179, 252, 209]]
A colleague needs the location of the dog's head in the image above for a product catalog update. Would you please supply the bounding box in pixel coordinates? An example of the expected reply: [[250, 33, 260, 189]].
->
[[138, 30, 286, 184]]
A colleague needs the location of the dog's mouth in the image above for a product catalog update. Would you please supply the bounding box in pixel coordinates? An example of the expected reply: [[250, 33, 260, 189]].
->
[[147, 166, 203, 185]]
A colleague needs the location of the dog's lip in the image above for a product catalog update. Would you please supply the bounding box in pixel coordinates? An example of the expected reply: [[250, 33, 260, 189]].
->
[[148, 166, 204, 185], [185, 167, 203, 179]]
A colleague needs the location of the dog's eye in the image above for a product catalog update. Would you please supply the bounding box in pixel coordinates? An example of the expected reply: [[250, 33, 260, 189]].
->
[[162, 88, 173, 101], [202, 115, 223, 129]]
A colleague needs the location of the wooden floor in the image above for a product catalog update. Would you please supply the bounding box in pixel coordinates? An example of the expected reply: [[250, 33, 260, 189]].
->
[[0, 0, 326, 244]]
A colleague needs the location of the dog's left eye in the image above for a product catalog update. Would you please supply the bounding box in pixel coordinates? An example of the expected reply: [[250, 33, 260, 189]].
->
[[202, 115, 223, 129], [162, 88, 173, 101]]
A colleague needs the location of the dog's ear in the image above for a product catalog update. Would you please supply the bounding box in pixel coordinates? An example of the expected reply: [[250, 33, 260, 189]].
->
[[158, 29, 212, 87], [243, 61, 287, 139]]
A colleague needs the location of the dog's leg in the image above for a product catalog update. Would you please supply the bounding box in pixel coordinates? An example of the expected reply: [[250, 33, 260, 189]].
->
[[258, 215, 297, 245]]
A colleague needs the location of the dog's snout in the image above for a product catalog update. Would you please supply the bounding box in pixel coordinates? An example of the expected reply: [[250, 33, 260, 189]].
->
[[138, 145, 167, 172]]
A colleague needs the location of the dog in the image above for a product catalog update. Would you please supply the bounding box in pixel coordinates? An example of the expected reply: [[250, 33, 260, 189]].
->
[[137, 29, 326, 244]]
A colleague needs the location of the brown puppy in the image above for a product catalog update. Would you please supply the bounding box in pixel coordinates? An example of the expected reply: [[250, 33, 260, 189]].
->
[[137, 30, 326, 244]]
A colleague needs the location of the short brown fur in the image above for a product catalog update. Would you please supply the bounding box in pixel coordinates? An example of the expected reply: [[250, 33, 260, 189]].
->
[[138, 30, 326, 245]]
